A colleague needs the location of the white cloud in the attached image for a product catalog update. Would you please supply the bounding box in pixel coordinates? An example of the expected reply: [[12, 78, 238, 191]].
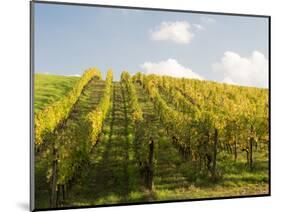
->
[[66, 74, 81, 77], [200, 17, 216, 24], [141, 58, 203, 80], [150, 21, 194, 44], [212, 51, 268, 88], [193, 24, 205, 31]]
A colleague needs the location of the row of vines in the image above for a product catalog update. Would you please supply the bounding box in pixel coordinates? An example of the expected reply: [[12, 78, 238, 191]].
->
[[36, 69, 113, 207], [133, 73, 269, 180]]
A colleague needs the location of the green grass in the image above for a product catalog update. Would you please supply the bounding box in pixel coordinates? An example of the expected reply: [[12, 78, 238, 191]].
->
[[34, 74, 79, 113]]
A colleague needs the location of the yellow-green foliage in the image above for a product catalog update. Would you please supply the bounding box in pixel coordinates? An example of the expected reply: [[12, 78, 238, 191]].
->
[[35, 68, 101, 146], [121, 71, 143, 122], [88, 70, 113, 145], [140, 73, 268, 163]]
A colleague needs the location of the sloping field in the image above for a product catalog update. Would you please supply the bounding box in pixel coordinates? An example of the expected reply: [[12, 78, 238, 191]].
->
[[34, 74, 79, 113], [34, 70, 269, 210]]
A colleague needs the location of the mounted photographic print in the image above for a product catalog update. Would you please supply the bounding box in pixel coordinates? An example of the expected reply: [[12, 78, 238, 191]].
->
[[30, 1, 270, 211]]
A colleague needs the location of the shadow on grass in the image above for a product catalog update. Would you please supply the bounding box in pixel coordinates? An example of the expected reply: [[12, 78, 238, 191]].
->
[[66, 83, 146, 205]]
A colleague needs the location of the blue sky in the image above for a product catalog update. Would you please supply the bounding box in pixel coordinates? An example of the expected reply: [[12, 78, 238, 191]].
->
[[34, 3, 269, 87]]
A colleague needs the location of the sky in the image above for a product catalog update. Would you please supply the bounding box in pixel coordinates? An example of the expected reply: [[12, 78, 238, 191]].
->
[[34, 3, 269, 88]]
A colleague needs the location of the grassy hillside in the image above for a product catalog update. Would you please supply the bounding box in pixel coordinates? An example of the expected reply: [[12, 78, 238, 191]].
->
[[34, 74, 79, 113], [34, 71, 269, 210]]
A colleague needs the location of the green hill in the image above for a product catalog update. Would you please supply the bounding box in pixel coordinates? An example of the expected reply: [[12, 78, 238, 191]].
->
[[34, 74, 80, 113]]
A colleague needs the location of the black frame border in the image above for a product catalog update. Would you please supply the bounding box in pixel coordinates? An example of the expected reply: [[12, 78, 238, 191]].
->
[[30, 1, 271, 211]]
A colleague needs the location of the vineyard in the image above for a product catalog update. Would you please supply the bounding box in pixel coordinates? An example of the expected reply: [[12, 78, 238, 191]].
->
[[34, 68, 269, 209]]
